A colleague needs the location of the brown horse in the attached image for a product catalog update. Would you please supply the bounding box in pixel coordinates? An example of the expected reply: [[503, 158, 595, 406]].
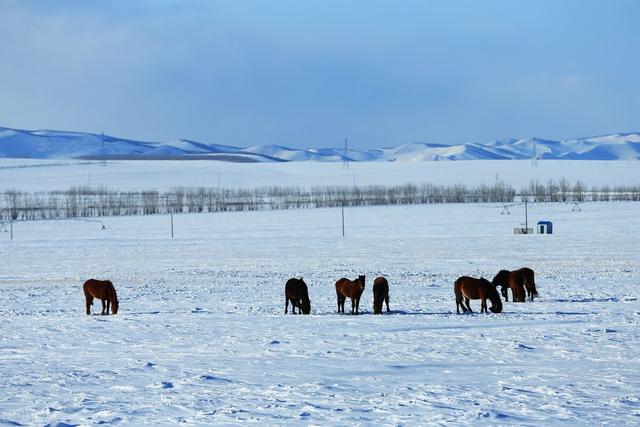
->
[[492, 268, 538, 302], [335, 275, 365, 314], [454, 276, 502, 314], [83, 279, 119, 315], [372, 276, 390, 314], [284, 277, 311, 314]]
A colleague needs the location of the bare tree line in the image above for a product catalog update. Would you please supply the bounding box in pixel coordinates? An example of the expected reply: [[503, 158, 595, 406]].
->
[[1, 179, 639, 221]]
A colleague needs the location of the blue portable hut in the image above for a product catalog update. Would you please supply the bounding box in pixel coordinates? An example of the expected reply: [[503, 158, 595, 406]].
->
[[537, 220, 553, 234]]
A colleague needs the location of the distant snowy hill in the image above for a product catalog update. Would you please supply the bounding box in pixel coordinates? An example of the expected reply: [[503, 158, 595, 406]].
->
[[1, 126, 639, 161]]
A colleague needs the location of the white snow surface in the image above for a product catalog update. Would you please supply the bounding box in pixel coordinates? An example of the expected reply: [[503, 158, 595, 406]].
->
[[1, 158, 640, 192], [1, 200, 639, 425]]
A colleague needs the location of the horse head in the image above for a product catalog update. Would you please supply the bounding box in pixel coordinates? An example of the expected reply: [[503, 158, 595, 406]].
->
[[112, 299, 119, 314], [492, 270, 510, 299], [299, 277, 310, 314], [300, 298, 311, 314], [358, 275, 366, 291], [481, 278, 503, 313]]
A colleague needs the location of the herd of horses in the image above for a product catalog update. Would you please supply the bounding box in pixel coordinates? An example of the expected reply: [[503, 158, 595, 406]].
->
[[82, 268, 537, 316], [284, 267, 537, 316]]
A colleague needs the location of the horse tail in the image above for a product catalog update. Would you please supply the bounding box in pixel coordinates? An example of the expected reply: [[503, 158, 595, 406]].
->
[[526, 272, 538, 297], [454, 278, 464, 302], [530, 275, 539, 296], [82, 281, 92, 304]]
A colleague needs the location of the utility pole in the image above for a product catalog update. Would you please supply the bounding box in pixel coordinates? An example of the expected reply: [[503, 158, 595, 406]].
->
[[343, 138, 349, 169], [341, 202, 345, 237], [100, 132, 107, 167]]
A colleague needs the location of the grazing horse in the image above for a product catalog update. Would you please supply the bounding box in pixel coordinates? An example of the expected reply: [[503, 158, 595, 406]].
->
[[492, 268, 538, 302], [335, 275, 366, 314], [372, 276, 390, 314], [83, 279, 119, 315], [284, 277, 311, 314], [454, 276, 502, 314]]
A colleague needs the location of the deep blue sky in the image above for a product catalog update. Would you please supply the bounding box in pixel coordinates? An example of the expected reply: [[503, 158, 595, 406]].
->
[[1, 0, 639, 148]]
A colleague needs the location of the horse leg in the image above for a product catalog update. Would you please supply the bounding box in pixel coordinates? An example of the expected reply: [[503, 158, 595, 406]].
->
[[501, 286, 509, 302], [465, 297, 472, 313], [525, 281, 534, 301], [100, 299, 107, 315], [85, 296, 93, 315], [106, 300, 111, 315], [285, 296, 289, 314], [481, 297, 487, 313], [385, 295, 390, 313]]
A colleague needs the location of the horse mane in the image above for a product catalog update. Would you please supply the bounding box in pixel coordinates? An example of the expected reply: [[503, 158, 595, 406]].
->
[[299, 282, 309, 300], [492, 270, 509, 284]]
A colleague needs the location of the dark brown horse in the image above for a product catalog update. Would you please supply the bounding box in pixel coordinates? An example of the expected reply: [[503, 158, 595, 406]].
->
[[284, 277, 311, 314], [492, 268, 538, 302], [372, 276, 390, 314], [335, 275, 365, 314], [83, 279, 119, 315], [454, 276, 502, 314]]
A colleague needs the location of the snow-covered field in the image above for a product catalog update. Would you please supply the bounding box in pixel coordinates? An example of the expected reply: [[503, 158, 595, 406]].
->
[[1, 158, 640, 191], [1, 195, 639, 424]]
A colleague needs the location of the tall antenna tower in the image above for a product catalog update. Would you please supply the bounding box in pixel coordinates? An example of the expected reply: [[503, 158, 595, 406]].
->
[[531, 138, 538, 167], [100, 132, 107, 167], [343, 137, 349, 169]]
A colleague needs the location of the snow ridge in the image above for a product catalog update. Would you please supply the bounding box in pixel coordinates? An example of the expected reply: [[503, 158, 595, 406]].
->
[[1, 126, 639, 161]]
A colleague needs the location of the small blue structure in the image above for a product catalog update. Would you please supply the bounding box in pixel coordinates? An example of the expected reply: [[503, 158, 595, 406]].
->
[[537, 220, 553, 234]]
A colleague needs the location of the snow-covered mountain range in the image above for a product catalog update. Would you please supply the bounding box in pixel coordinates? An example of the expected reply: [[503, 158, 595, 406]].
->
[[1, 126, 639, 162]]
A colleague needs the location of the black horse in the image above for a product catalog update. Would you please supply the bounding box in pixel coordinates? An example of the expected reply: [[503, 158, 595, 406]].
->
[[284, 277, 311, 314]]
